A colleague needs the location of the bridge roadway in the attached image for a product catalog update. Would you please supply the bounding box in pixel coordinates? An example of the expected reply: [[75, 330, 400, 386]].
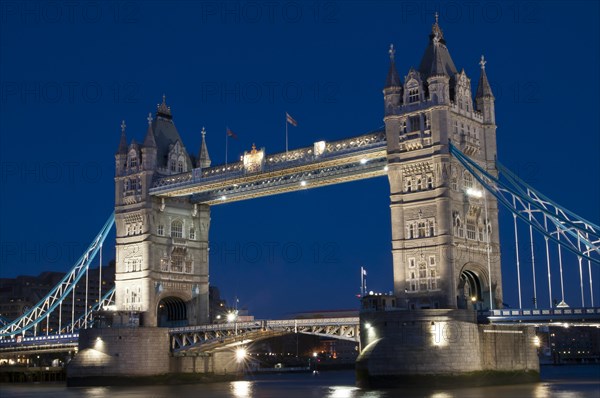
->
[[2, 308, 600, 356], [149, 130, 388, 204]]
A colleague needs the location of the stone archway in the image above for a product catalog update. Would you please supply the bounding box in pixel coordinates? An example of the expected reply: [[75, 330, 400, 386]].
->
[[157, 296, 188, 327], [457, 264, 488, 310]]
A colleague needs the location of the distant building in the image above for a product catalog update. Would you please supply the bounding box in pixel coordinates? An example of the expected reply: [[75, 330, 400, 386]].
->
[[0, 263, 115, 333]]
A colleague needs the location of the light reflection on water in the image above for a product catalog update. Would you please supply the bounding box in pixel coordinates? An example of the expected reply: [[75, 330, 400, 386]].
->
[[0, 366, 599, 398]]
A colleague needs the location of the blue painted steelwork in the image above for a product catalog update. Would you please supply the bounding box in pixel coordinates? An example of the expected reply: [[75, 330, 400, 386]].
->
[[449, 143, 599, 265], [0, 214, 115, 337]]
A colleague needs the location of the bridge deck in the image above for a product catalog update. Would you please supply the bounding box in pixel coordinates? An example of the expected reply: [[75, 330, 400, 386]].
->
[[149, 131, 387, 204]]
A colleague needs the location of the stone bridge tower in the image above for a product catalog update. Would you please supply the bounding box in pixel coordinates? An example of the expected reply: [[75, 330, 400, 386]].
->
[[114, 97, 210, 327], [356, 20, 538, 388], [383, 18, 502, 311]]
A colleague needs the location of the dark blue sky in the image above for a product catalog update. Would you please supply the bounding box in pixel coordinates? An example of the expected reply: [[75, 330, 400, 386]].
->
[[1, 1, 598, 318]]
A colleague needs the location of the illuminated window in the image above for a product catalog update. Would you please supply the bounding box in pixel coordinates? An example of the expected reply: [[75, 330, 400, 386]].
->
[[463, 172, 474, 189]]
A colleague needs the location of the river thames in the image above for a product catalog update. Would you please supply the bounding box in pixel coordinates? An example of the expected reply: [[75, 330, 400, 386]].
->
[[1, 365, 599, 398]]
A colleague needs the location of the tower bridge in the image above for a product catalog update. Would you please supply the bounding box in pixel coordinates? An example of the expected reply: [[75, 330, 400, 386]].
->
[[1, 17, 599, 387]]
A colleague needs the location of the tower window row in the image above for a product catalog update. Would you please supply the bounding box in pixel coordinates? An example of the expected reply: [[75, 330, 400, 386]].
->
[[405, 174, 434, 193], [156, 220, 196, 240], [406, 218, 436, 239]]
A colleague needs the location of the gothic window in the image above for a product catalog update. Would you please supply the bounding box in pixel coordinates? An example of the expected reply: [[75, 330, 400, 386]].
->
[[408, 224, 415, 239], [171, 248, 185, 272], [418, 222, 426, 238], [419, 281, 428, 291], [478, 226, 485, 241], [401, 120, 407, 134], [177, 161, 184, 173], [406, 178, 413, 192], [185, 260, 192, 273], [408, 89, 419, 103], [189, 227, 196, 240], [410, 282, 417, 292], [409, 115, 420, 132], [408, 258, 416, 268], [417, 178, 423, 190], [171, 220, 183, 238], [427, 175, 434, 189], [128, 150, 138, 169], [461, 123, 465, 136], [428, 221, 435, 237], [456, 217, 464, 238], [410, 271, 416, 280], [463, 172, 474, 189], [170, 159, 177, 172], [157, 224, 164, 236], [467, 219, 476, 240], [454, 121, 458, 134]]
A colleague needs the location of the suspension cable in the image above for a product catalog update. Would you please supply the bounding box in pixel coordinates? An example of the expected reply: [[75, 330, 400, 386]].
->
[[544, 215, 553, 307], [513, 196, 522, 309], [528, 201, 537, 309], [557, 226, 565, 305]]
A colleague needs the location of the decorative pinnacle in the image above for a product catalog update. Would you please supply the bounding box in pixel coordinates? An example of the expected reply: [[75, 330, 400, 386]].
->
[[121, 120, 126, 133], [201, 126, 206, 137], [435, 11, 439, 24], [147, 112, 153, 125], [389, 43, 395, 61], [480, 55, 487, 69]]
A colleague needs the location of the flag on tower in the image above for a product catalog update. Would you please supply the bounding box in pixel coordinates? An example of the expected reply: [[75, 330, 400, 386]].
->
[[226, 127, 238, 139], [286, 112, 298, 127]]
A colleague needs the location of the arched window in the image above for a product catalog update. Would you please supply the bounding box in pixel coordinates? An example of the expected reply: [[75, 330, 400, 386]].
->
[[170, 159, 177, 172], [408, 224, 415, 239], [427, 175, 434, 189], [189, 227, 195, 240], [418, 222, 426, 238], [457, 217, 464, 237], [409, 88, 419, 103], [171, 220, 183, 238], [466, 219, 476, 240], [129, 155, 137, 169], [417, 178, 423, 191], [177, 161, 184, 173], [406, 179, 413, 192], [428, 221, 435, 237], [463, 172, 474, 189]]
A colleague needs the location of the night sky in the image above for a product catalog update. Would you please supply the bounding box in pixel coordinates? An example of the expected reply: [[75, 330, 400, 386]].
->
[[1, 1, 598, 318]]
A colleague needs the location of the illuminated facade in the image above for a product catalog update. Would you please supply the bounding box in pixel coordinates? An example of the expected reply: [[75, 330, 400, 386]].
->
[[114, 98, 210, 326], [383, 17, 502, 311]]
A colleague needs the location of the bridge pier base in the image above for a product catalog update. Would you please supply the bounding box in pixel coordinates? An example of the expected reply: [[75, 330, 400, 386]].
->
[[356, 309, 539, 388], [66, 327, 243, 386]]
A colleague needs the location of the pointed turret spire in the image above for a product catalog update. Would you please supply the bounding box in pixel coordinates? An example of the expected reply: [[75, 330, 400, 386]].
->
[[156, 94, 173, 119], [117, 120, 128, 154], [418, 13, 457, 79], [385, 44, 401, 87], [198, 127, 211, 169], [476, 55, 494, 99], [143, 112, 157, 148]]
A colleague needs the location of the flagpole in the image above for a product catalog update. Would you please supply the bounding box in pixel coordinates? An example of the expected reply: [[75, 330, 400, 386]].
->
[[225, 126, 228, 166]]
